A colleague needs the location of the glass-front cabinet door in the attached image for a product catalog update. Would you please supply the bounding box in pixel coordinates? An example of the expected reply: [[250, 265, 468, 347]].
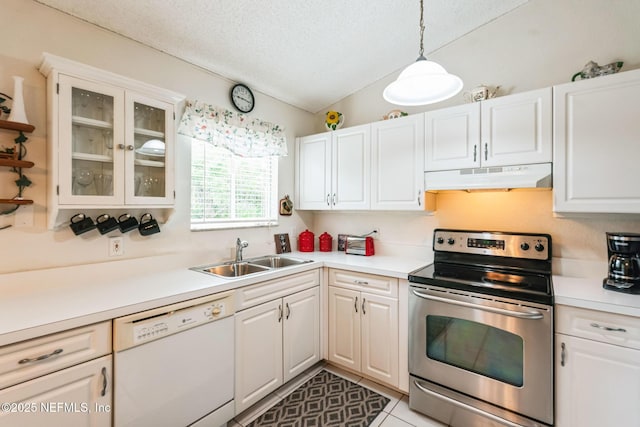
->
[[125, 93, 174, 205], [56, 75, 174, 206], [58, 75, 124, 205]]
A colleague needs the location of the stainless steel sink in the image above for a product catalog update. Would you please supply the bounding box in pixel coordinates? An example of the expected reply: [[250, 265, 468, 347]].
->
[[193, 255, 312, 279], [245, 255, 312, 268], [199, 262, 271, 278]]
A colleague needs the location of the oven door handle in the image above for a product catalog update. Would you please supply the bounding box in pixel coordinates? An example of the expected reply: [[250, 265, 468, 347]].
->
[[411, 290, 544, 320], [413, 380, 524, 427]]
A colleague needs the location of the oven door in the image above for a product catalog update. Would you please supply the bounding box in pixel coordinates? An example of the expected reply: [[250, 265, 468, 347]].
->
[[409, 284, 553, 426]]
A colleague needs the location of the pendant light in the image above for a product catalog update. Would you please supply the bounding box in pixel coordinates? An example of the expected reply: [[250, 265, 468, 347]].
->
[[383, 0, 463, 106]]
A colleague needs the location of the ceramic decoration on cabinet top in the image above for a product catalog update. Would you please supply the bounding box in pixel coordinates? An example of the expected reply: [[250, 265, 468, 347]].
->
[[39, 53, 185, 229]]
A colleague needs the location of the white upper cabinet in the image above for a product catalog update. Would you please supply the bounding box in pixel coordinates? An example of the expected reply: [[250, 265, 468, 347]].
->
[[39, 53, 184, 228], [296, 124, 370, 210], [371, 114, 425, 210], [553, 69, 640, 213], [425, 87, 552, 171], [425, 103, 480, 171]]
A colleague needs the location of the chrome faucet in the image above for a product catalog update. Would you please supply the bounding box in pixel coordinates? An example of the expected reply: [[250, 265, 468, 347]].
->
[[235, 238, 249, 262]]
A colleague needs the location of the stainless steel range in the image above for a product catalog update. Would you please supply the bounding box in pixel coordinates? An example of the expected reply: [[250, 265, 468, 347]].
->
[[408, 229, 554, 427]]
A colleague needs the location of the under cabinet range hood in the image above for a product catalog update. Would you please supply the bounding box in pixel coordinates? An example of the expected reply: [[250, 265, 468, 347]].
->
[[425, 163, 552, 191]]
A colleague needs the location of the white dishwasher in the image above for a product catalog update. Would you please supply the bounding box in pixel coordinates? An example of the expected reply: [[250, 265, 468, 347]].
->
[[113, 291, 235, 427]]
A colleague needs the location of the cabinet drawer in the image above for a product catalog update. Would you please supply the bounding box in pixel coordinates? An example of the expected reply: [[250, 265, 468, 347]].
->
[[235, 269, 320, 311], [556, 305, 640, 350], [0, 322, 111, 390], [329, 268, 398, 297]]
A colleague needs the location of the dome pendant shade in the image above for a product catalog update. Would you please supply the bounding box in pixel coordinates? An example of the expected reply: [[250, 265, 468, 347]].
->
[[383, 56, 463, 106]]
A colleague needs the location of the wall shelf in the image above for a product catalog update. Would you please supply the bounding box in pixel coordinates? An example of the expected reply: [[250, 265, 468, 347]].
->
[[0, 119, 35, 214], [0, 119, 35, 133]]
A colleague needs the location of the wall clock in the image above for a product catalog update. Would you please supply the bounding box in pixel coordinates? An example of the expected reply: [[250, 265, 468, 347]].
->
[[230, 83, 255, 113]]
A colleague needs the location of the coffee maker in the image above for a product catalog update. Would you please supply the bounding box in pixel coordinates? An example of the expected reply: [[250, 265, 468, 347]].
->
[[603, 232, 640, 294]]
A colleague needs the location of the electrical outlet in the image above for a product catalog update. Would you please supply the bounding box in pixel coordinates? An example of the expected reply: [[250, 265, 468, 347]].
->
[[109, 237, 124, 257]]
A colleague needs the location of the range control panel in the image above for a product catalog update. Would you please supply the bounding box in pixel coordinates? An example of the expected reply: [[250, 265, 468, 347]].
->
[[114, 291, 234, 351], [433, 229, 551, 260]]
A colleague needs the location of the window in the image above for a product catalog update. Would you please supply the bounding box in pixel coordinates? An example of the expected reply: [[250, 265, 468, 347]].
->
[[191, 139, 278, 230]]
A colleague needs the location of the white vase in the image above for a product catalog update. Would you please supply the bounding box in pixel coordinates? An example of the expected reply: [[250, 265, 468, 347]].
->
[[7, 76, 29, 124]]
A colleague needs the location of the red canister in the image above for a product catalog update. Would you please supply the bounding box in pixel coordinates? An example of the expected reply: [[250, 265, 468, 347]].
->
[[298, 229, 315, 252], [319, 232, 333, 252]]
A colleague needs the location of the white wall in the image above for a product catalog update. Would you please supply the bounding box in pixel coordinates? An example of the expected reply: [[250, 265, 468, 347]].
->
[[0, 0, 316, 274], [312, 0, 640, 278]]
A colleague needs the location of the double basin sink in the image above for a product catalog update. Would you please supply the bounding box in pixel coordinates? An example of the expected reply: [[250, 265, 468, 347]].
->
[[193, 255, 312, 279]]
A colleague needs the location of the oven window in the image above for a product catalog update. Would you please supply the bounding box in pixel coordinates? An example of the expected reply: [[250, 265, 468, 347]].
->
[[426, 316, 524, 387]]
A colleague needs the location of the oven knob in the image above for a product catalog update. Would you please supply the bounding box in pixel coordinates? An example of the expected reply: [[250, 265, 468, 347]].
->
[[436, 237, 444, 244], [535, 242, 545, 252], [447, 238, 455, 245], [520, 242, 530, 251]]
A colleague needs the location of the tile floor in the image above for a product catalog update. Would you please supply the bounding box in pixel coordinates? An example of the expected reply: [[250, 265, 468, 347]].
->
[[228, 363, 446, 427]]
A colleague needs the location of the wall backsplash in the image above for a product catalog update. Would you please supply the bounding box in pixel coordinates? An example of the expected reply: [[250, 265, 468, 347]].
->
[[313, 190, 640, 279]]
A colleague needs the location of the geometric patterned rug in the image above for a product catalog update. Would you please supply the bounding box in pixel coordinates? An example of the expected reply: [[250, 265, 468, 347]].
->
[[247, 370, 390, 427]]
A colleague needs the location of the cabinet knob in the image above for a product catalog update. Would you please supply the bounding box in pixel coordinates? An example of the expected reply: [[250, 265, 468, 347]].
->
[[118, 144, 125, 150], [127, 145, 135, 151]]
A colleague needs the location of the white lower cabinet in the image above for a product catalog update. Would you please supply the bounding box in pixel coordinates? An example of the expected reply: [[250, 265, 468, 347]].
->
[[0, 322, 112, 427], [328, 269, 399, 388], [235, 286, 320, 414], [555, 305, 640, 427]]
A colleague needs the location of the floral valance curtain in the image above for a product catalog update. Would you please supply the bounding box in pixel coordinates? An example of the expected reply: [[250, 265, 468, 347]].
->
[[178, 100, 288, 157]]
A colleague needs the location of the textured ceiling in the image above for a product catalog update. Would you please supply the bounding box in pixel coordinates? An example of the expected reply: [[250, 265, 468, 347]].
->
[[35, 0, 528, 113]]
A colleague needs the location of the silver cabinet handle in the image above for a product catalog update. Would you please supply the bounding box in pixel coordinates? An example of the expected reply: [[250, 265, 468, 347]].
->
[[100, 367, 108, 397], [413, 380, 522, 427], [286, 302, 291, 320], [411, 289, 544, 320], [278, 304, 283, 322], [590, 322, 627, 333], [484, 143, 488, 161], [417, 190, 422, 206], [354, 280, 369, 285], [362, 298, 366, 315], [326, 193, 331, 206], [560, 342, 566, 367], [354, 296, 358, 313], [473, 144, 477, 162], [18, 348, 63, 364], [332, 193, 336, 206]]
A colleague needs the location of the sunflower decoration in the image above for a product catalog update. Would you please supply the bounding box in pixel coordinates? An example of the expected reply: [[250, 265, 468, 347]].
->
[[325, 110, 343, 131]]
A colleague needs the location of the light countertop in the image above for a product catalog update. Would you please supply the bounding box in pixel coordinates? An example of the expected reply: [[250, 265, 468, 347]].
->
[[0, 251, 429, 346], [553, 275, 640, 317], [2, 251, 639, 347]]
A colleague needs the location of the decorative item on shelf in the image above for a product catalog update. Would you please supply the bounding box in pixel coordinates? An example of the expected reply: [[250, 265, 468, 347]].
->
[[274, 233, 292, 254], [7, 76, 29, 125], [383, 0, 463, 105], [69, 213, 97, 236], [0, 92, 12, 120], [325, 111, 343, 131], [572, 60, 623, 81], [298, 229, 315, 252], [138, 213, 160, 236], [279, 194, 293, 216], [383, 109, 408, 120], [463, 85, 501, 103], [319, 232, 333, 252]]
